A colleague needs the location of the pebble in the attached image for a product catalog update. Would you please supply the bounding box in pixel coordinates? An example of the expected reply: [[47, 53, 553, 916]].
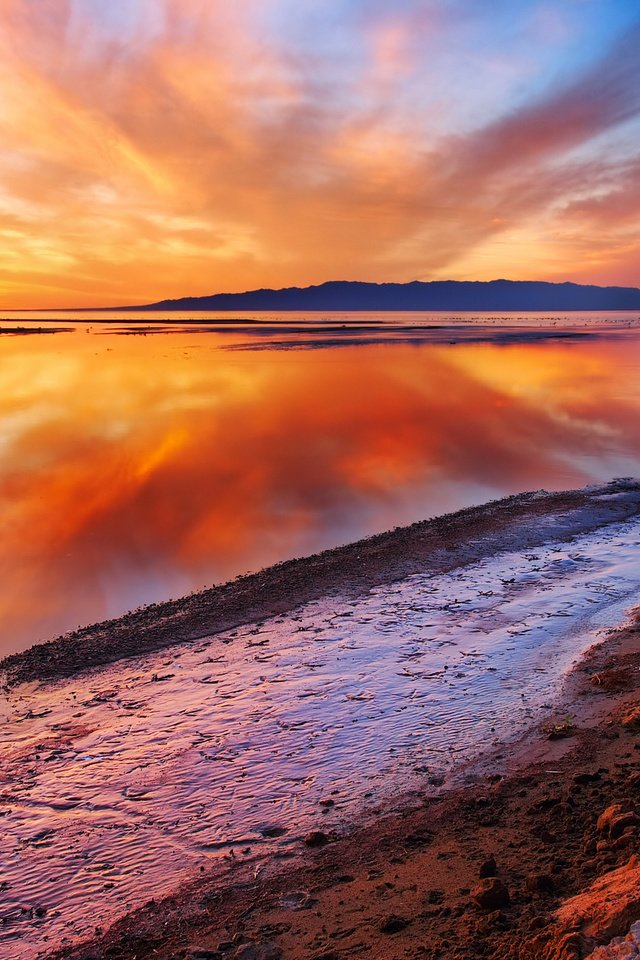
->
[[304, 831, 330, 848], [379, 915, 410, 934], [234, 942, 283, 960], [472, 878, 511, 910], [525, 874, 555, 894], [479, 856, 497, 878], [597, 805, 624, 833]]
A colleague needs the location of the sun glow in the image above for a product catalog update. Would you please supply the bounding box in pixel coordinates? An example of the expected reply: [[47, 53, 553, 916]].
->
[[0, 1, 639, 307]]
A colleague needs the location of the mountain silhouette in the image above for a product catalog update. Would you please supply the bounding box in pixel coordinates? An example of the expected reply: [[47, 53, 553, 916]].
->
[[122, 279, 640, 312]]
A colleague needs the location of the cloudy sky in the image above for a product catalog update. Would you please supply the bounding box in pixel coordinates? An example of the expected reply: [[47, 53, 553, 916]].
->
[[1, 0, 639, 307]]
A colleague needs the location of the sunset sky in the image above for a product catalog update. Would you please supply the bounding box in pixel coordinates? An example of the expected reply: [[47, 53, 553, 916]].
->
[[1, 0, 639, 308]]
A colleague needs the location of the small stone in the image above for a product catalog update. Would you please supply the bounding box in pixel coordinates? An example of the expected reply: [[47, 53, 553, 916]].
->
[[609, 813, 638, 839], [612, 828, 638, 850], [621, 707, 640, 729], [574, 772, 602, 785], [525, 874, 555, 894], [379, 915, 410, 934], [479, 857, 497, 879], [539, 829, 556, 844], [472, 878, 510, 910], [234, 943, 282, 960], [304, 831, 330, 848], [259, 826, 287, 839], [597, 804, 624, 833]]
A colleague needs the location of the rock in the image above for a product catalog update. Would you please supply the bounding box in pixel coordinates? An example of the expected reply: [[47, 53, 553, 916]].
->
[[551, 855, 640, 945], [526, 874, 555, 894], [187, 949, 222, 960], [304, 831, 330, 848], [598, 805, 624, 833], [479, 856, 497, 878], [259, 825, 287, 839], [472, 878, 511, 910], [234, 943, 282, 960], [379, 915, 410, 934], [612, 828, 638, 851], [574, 772, 602, 785], [609, 814, 638, 839], [403, 831, 433, 848], [544, 931, 591, 960], [621, 706, 640, 729], [539, 829, 557, 844]]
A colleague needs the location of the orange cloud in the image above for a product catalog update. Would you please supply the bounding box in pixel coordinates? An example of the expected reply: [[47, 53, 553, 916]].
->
[[0, 3, 639, 306]]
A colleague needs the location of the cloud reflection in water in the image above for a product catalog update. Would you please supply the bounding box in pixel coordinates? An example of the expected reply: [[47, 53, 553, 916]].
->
[[1, 327, 639, 653]]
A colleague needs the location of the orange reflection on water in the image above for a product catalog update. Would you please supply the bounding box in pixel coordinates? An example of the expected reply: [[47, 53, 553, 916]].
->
[[1, 328, 639, 653]]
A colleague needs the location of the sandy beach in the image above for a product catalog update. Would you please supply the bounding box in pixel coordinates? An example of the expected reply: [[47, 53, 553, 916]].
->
[[2, 481, 640, 960]]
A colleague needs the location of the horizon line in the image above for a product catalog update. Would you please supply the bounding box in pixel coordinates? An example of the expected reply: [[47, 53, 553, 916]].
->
[[5, 276, 640, 313]]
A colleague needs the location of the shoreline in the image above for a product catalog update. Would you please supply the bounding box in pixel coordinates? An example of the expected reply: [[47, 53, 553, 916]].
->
[[48, 608, 640, 960], [2, 480, 640, 960], [3, 479, 640, 688]]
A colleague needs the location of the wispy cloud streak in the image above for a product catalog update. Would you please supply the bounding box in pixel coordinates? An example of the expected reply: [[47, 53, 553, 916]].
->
[[0, 1, 639, 305]]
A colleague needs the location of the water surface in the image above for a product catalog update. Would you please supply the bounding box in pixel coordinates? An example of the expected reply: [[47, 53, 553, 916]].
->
[[1, 312, 639, 653]]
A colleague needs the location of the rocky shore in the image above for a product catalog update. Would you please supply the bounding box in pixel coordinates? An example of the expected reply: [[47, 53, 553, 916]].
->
[[48, 609, 640, 960]]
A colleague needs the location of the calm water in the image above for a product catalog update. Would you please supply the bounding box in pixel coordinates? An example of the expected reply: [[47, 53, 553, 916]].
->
[[1, 311, 640, 655]]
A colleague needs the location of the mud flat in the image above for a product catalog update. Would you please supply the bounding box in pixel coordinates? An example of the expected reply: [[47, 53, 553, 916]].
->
[[1, 480, 640, 960]]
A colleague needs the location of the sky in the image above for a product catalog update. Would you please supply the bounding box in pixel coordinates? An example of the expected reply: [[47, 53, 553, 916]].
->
[[1, 0, 639, 307]]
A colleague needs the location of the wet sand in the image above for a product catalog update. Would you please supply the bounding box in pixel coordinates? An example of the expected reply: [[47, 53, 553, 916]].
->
[[45, 610, 640, 960], [2, 481, 640, 959]]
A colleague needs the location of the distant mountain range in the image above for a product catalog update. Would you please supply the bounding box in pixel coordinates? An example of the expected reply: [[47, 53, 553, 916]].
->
[[120, 279, 640, 312]]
